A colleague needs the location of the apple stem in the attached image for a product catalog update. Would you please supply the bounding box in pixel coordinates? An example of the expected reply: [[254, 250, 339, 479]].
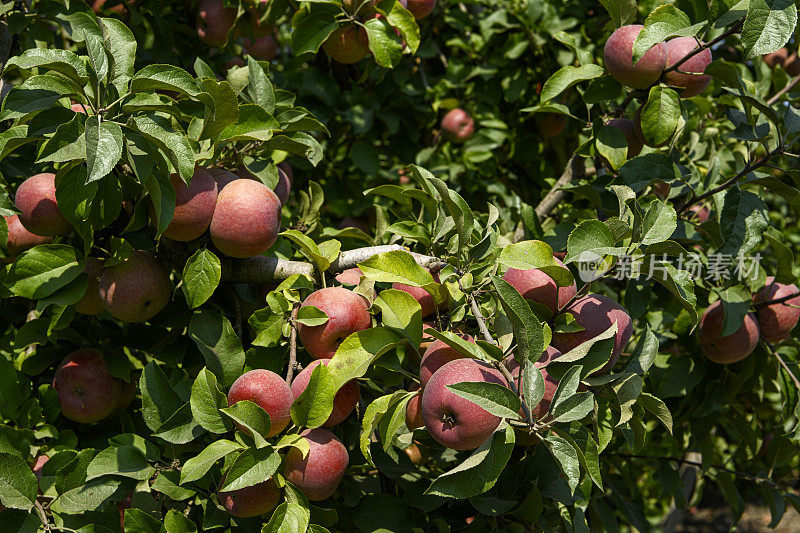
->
[[286, 305, 299, 384]]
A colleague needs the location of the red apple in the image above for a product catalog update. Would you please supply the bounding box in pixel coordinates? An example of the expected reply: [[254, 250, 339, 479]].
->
[[227, 369, 294, 437], [291, 359, 359, 427], [298, 287, 372, 359]]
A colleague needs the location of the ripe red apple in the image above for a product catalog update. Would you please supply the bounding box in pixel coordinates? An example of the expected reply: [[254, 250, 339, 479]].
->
[[552, 294, 633, 375], [392, 269, 445, 318], [219, 476, 281, 518], [298, 287, 372, 359], [243, 35, 278, 61], [421, 358, 508, 450], [502, 257, 577, 318], [291, 360, 359, 427], [764, 48, 789, 68], [209, 179, 282, 258], [604, 25, 666, 89], [197, 0, 236, 47], [160, 169, 218, 242], [407, 0, 435, 19], [15, 172, 71, 236], [441, 108, 475, 143], [98, 251, 172, 323], [227, 369, 294, 438], [75, 257, 106, 315], [607, 117, 644, 158], [335, 267, 364, 286], [70, 102, 87, 114], [207, 168, 239, 192], [536, 113, 567, 139], [698, 300, 760, 364], [663, 37, 712, 98], [32, 455, 49, 482], [323, 24, 370, 64], [91, 0, 128, 17], [753, 277, 800, 343], [3, 214, 52, 259], [283, 428, 349, 501], [505, 346, 563, 420], [274, 166, 292, 205], [53, 349, 122, 423], [419, 335, 474, 388], [405, 392, 424, 430]]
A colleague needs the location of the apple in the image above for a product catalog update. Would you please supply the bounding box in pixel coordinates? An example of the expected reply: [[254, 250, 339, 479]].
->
[[551, 294, 633, 375], [98, 251, 172, 323], [298, 287, 372, 359], [764, 48, 789, 69], [15, 172, 71, 236], [698, 300, 760, 364], [406, 0, 435, 19], [608, 117, 644, 158], [283, 428, 349, 501], [74, 257, 106, 315], [219, 476, 281, 518], [227, 369, 294, 437], [502, 256, 577, 318], [197, 0, 236, 47], [419, 335, 474, 388], [291, 359, 359, 427], [753, 277, 800, 343], [392, 269, 445, 318], [323, 24, 370, 64], [209, 179, 282, 258], [441, 108, 475, 143], [405, 392, 424, 430], [3, 214, 52, 259], [243, 35, 278, 61], [663, 37, 712, 98], [505, 346, 563, 420], [604, 25, 666, 89], [160, 169, 218, 242], [421, 358, 508, 450], [53, 349, 122, 423]]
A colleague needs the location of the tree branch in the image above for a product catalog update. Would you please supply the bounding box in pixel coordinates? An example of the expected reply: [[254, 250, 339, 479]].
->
[[767, 72, 800, 105], [286, 305, 299, 383]]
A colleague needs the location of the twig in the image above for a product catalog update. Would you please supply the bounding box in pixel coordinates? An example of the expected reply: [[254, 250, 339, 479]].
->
[[767, 73, 800, 105], [663, 20, 744, 75], [286, 306, 299, 383], [612, 452, 781, 490], [35, 500, 51, 531], [753, 291, 800, 308], [763, 341, 800, 390]]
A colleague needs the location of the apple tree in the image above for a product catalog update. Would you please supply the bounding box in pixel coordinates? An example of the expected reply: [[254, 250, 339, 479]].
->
[[1, 0, 800, 531]]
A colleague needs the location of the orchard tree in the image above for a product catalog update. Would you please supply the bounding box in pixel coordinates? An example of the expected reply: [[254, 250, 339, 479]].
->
[[1, 0, 800, 532]]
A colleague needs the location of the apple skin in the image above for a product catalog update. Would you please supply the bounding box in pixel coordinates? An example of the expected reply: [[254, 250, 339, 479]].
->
[[98, 251, 172, 323], [53, 349, 122, 423], [3, 214, 52, 259], [219, 476, 281, 518], [502, 257, 576, 318], [197, 0, 236, 47], [209, 179, 282, 258], [298, 287, 372, 359], [551, 294, 633, 375], [419, 335, 474, 389], [335, 267, 365, 286], [243, 35, 278, 61], [698, 300, 760, 364], [392, 269, 445, 318], [536, 113, 567, 139], [441, 108, 475, 143], [422, 358, 508, 450], [607, 117, 644, 158], [283, 428, 349, 501], [161, 169, 218, 242], [405, 392, 424, 430], [753, 277, 800, 343], [764, 48, 789, 68], [227, 369, 294, 438], [75, 257, 106, 315], [604, 25, 666, 89], [323, 24, 370, 64], [274, 166, 292, 205], [32, 455, 49, 482], [688, 204, 710, 223], [406, 0, 435, 19], [505, 346, 563, 420], [70, 102, 87, 114], [784, 53, 800, 76], [663, 37, 712, 98], [291, 359, 359, 427], [15, 172, 71, 236], [207, 168, 239, 192], [338, 216, 371, 234]]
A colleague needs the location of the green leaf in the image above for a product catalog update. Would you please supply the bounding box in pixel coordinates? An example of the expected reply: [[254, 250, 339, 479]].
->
[[38, 114, 87, 163], [85, 33, 109, 83], [540, 64, 604, 103], [4, 48, 89, 84], [613, 373, 643, 426], [220, 400, 272, 448], [373, 289, 423, 351], [218, 103, 279, 142], [85, 445, 153, 481], [742, 0, 798, 60], [358, 249, 434, 286], [640, 200, 678, 246], [491, 276, 547, 364], [181, 249, 221, 309], [425, 424, 515, 498], [497, 240, 573, 287], [100, 17, 137, 94], [649, 261, 699, 325], [360, 392, 408, 467], [280, 229, 336, 271], [130, 64, 200, 96], [637, 392, 673, 434], [364, 17, 403, 69], [179, 439, 242, 485], [290, 361, 337, 429], [624, 326, 659, 375], [717, 188, 769, 257], [6, 245, 83, 300], [599, 0, 637, 28], [386, 1, 420, 53], [127, 114, 196, 184], [544, 432, 581, 492], [617, 153, 682, 192], [85, 116, 123, 182], [220, 446, 281, 491], [188, 309, 246, 388], [291, 8, 339, 56], [552, 423, 603, 489], [638, 86, 681, 147], [296, 305, 329, 326], [596, 124, 629, 171], [427, 174, 476, 251], [139, 362, 183, 432], [550, 366, 594, 423], [446, 382, 521, 419], [632, 5, 700, 63], [522, 360, 546, 417], [198, 77, 239, 140], [262, 501, 311, 533], [565, 220, 621, 264], [0, 452, 38, 510], [247, 57, 276, 113], [190, 367, 229, 434]]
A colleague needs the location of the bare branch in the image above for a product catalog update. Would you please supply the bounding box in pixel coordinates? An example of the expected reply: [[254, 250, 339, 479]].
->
[[286, 306, 299, 383]]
